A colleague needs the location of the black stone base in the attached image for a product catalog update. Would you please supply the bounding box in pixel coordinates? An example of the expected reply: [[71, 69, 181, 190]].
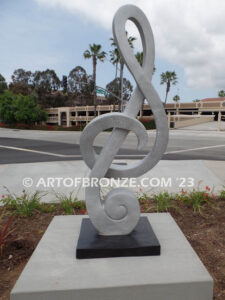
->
[[76, 217, 160, 259]]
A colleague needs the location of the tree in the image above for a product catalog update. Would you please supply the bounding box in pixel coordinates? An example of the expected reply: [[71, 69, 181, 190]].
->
[[9, 68, 33, 95], [173, 95, 180, 102], [0, 90, 16, 123], [33, 69, 60, 94], [0, 90, 47, 124], [68, 66, 90, 96], [109, 47, 120, 79], [160, 71, 178, 104], [135, 52, 156, 111], [135, 51, 143, 66], [193, 99, 200, 102], [83, 44, 106, 115], [135, 51, 156, 74], [0, 74, 7, 94], [106, 77, 133, 106], [110, 34, 136, 111], [62, 76, 67, 94], [11, 68, 32, 84], [218, 90, 225, 97], [14, 94, 47, 124], [32, 69, 60, 107], [43, 92, 69, 108]]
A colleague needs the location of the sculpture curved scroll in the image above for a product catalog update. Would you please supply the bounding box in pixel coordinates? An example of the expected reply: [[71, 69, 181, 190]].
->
[[80, 4, 169, 235]]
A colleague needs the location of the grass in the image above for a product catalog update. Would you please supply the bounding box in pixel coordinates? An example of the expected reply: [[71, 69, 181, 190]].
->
[[138, 191, 177, 212], [1, 189, 45, 217], [137, 185, 218, 215], [174, 186, 215, 214], [220, 187, 225, 199], [153, 192, 177, 212], [0, 185, 223, 218], [38, 203, 56, 213], [55, 192, 86, 214], [0, 189, 87, 216]]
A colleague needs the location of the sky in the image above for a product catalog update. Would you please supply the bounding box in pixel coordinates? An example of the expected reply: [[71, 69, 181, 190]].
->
[[0, 0, 225, 103]]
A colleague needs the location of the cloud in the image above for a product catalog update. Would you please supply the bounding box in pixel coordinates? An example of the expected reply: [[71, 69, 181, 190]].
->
[[35, 0, 225, 89]]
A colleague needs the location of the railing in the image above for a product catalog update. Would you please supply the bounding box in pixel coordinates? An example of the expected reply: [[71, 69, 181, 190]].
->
[[169, 115, 214, 129], [70, 116, 95, 122], [45, 108, 58, 114], [46, 101, 225, 125], [47, 116, 58, 122]]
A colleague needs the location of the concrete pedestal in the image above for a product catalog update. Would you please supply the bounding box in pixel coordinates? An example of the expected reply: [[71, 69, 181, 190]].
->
[[11, 214, 213, 300]]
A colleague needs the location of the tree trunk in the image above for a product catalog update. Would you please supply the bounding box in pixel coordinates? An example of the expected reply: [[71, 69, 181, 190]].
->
[[164, 91, 168, 105], [164, 81, 170, 105], [120, 59, 124, 111], [115, 62, 118, 79], [93, 55, 97, 116], [113, 99, 116, 112]]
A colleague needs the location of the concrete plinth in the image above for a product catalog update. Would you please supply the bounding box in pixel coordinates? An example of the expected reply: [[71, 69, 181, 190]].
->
[[11, 214, 213, 300]]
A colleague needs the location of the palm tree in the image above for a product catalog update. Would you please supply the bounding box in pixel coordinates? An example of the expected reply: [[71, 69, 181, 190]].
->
[[109, 47, 120, 79], [83, 44, 106, 115], [160, 71, 178, 105], [135, 51, 156, 74], [218, 90, 225, 97], [135, 51, 156, 113], [173, 95, 180, 102], [135, 51, 143, 66], [110, 34, 136, 111]]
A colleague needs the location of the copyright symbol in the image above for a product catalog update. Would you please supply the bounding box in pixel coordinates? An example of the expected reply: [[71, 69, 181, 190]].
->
[[23, 177, 33, 188]]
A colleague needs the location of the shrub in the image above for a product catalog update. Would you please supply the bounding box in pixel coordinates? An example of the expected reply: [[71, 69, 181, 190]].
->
[[31, 124, 57, 130], [15, 123, 31, 129], [0, 90, 47, 125], [140, 118, 156, 130], [0, 123, 85, 131], [55, 125, 85, 131]]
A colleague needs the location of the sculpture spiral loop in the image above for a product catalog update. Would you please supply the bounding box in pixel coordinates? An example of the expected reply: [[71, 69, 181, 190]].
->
[[80, 4, 169, 235]]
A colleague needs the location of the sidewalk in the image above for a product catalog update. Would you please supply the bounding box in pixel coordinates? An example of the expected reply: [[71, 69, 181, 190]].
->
[[0, 159, 224, 202], [178, 121, 225, 131]]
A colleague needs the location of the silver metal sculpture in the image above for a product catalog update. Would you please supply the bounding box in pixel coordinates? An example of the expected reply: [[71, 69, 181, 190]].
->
[[80, 4, 169, 236]]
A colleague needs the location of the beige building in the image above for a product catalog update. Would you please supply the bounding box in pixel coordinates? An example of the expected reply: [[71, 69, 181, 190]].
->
[[45, 99, 225, 130], [46, 104, 153, 127]]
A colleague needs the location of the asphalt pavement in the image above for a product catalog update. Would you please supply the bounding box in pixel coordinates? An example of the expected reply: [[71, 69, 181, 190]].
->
[[0, 124, 225, 164], [0, 125, 225, 200]]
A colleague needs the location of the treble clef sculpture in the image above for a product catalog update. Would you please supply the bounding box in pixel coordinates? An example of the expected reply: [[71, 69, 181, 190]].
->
[[80, 4, 169, 236]]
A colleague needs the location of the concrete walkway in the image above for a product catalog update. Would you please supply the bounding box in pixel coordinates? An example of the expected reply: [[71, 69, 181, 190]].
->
[[0, 159, 224, 203]]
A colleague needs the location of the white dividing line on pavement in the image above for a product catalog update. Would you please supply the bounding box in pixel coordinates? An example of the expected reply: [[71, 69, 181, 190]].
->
[[0, 143, 225, 159], [0, 145, 142, 158], [0, 145, 75, 158], [165, 144, 225, 154]]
